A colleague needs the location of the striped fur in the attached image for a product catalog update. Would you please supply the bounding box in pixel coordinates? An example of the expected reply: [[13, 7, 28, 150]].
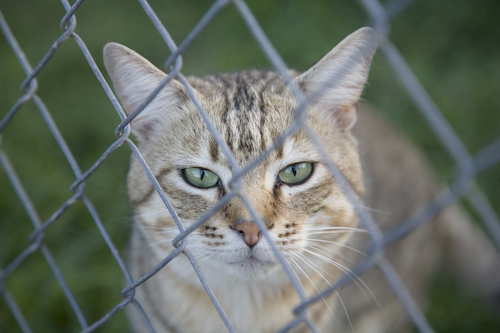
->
[[103, 28, 375, 332], [103, 26, 500, 333]]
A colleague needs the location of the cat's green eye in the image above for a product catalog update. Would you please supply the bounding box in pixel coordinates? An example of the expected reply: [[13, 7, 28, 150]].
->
[[278, 162, 313, 185], [183, 167, 219, 188]]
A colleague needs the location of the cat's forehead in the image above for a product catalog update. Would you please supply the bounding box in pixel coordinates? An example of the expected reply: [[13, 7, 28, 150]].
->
[[188, 71, 298, 165], [189, 70, 296, 113]]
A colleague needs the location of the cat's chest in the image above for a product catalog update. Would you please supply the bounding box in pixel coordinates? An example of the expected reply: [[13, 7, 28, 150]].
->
[[152, 258, 301, 332]]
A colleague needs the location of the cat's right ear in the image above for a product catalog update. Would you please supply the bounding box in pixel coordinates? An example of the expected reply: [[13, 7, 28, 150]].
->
[[103, 42, 186, 142]]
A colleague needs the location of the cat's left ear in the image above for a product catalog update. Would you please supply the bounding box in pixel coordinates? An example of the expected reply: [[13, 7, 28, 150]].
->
[[295, 27, 377, 130]]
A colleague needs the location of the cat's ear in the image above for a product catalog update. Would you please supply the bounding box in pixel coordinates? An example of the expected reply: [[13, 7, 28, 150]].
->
[[295, 27, 377, 130], [103, 42, 187, 142]]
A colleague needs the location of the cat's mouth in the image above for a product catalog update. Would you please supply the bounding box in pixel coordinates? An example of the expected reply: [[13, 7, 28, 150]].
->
[[226, 252, 279, 278], [229, 254, 272, 266]]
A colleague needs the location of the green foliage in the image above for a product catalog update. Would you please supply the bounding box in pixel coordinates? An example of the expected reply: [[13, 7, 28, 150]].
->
[[1, 0, 499, 332]]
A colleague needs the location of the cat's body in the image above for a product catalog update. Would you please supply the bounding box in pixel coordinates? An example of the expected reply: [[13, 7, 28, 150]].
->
[[103, 28, 500, 332]]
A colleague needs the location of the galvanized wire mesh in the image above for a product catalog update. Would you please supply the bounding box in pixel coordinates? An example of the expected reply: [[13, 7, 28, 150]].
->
[[1, 0, 499, 332]]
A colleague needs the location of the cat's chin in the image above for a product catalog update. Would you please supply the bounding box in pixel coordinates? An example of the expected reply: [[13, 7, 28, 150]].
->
[[225, 256, 280, 280]]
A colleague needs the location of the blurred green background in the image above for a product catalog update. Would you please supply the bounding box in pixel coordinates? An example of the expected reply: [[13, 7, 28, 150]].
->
[[1, 0, 499, 332]]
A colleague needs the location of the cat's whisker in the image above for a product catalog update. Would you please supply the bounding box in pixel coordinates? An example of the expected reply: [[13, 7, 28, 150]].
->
[[285, 257, 309, 297], [306, 226, 367, 233], [143, 226, 179, 231], [151, 228, 203, 236], [305, 229, 367, 236], [303, 248, 361, 284], [290, 255, 337, 320], [296, 253, 353, 329], [305, 232, 354, 238], [358, 204, 390, 215], [306, 231, 352, 236], [150, 238, 174, 247], [287, 257, 320, 302], [305, 242, 355, 267], [172, 242, 217, 271], [149, 229, 174, 235], [295, 252, 335, 285], [189, 252, 214, 268], [302, 248, 379, 307], [295, 249, 363, 325], [334, 288, 355, 332], [307, 238, 367, 257], [149, 230, 204, 253], [304, 243, 375, 305]]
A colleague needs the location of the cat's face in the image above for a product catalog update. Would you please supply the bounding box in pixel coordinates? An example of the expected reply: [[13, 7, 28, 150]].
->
[[104, 28, 376, 281]]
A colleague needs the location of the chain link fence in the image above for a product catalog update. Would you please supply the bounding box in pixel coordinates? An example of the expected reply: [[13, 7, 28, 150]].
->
[[1, 0, 500, 332]]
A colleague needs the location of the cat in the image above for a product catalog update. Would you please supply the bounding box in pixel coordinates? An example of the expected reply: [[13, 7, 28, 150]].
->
[[103, 27, 500, 332]]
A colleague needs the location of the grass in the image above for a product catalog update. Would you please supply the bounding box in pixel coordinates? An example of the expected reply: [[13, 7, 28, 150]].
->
[[1, 0, 499, 332]]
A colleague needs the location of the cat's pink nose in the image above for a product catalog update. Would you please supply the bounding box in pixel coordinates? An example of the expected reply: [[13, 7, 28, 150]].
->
[[235, 221, 261, 248]]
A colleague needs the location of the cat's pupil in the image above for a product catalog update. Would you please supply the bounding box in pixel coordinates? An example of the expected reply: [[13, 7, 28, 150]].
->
[[183, 167, 219, 188], [278, 162, 313, 185]]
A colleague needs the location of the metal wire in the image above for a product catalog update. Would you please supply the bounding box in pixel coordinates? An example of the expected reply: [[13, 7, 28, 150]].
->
[[1, 0, 499, 332]]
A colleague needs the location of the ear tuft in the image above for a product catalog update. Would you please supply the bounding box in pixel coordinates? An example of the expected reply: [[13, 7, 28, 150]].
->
[[103, 42, 187, 142], [296, 27, 377, 130]]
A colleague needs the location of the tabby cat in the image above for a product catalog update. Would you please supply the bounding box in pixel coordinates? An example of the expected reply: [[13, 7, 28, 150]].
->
[[103, 27, 500, 332]]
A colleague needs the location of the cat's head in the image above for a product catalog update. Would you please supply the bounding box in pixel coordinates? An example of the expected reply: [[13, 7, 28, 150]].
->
[[104, 27, 376, 281]]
